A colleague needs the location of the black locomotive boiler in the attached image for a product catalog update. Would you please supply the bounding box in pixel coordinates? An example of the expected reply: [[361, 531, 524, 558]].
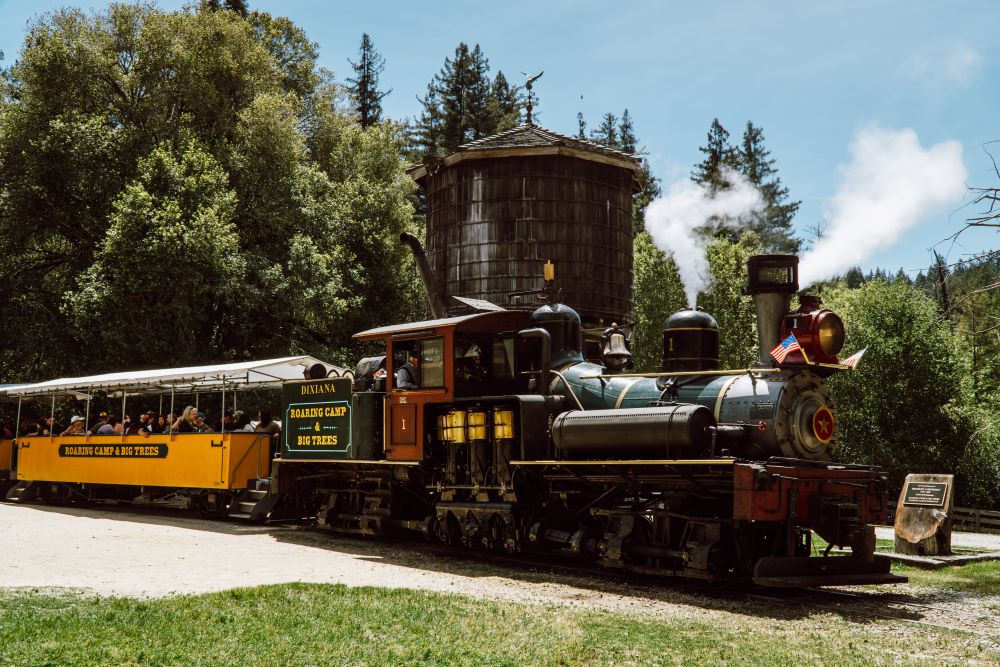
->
[[271, 253, 903, 587]]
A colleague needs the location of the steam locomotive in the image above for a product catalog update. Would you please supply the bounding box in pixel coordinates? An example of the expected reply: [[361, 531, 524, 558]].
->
[[271, 250, 903, 587]]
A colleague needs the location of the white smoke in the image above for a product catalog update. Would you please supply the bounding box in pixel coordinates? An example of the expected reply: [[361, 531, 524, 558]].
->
[[798, 127, 967, 288], [644, 167, 764, 307]]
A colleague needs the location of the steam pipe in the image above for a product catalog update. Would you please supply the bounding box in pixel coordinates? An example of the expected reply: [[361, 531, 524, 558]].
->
[[516, 328, 551, 395], [400, 232, 448, 318]]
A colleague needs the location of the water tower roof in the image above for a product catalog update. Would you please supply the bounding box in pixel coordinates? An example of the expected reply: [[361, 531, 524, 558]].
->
[[408, 123, 643, 191]]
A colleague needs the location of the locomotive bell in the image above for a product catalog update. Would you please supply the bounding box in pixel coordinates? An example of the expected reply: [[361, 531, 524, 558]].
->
[[600, 323, 632, 373], [662, 309, 719, 372], [745, 255, 799, 368]]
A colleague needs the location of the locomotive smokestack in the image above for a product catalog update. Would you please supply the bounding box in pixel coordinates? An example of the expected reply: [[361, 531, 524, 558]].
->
[[400, 232, 448, 318], [745, 255, 799, 367]]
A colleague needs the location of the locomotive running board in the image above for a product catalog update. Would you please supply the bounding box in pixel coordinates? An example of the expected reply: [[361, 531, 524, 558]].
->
[[752, 555, 907, 587]]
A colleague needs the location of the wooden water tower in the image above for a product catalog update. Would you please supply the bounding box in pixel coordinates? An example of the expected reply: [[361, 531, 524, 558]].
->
[[407, 123, 643, 328]]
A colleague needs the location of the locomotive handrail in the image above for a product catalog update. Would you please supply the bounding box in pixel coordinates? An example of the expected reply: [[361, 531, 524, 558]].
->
[[577, 368, 784, 380], [548, 369, 585, 411]]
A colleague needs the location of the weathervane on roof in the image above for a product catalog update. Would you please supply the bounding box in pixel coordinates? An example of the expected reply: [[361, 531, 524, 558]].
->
[[521, 70, 544, 125]]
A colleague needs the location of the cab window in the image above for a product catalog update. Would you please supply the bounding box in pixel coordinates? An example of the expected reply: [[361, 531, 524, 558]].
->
[[491, 336, 515, 381], [419, 338, 444, 387], [393, 337, 444, 389], [455, 335, 490, 383]]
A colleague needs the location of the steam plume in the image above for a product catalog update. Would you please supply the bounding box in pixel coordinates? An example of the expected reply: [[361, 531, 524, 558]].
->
[[644, 168, 764, 307], [798, 127, 967, 287]]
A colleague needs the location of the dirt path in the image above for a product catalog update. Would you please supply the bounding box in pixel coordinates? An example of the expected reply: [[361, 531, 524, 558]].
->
[[1, 502, 998, 648]]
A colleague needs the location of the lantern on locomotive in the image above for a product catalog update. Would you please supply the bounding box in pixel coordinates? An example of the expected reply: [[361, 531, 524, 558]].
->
[[746, 255, 846, 371]]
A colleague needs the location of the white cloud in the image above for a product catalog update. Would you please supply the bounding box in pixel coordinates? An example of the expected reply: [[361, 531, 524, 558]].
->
[[798, 126, 967, 288], [906, 44, 983, 89]]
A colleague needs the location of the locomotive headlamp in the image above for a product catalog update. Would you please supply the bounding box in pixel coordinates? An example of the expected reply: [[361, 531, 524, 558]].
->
[[816, 312, 845, 356], [776, 296, 848, 372]]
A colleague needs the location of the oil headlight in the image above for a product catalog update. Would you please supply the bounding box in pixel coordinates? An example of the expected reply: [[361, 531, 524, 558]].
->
[[816, 312, 845, 356]]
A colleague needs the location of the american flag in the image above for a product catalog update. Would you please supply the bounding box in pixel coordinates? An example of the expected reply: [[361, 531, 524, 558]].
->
[[841, 347, 868, 369], [770, 333, 801, 364]]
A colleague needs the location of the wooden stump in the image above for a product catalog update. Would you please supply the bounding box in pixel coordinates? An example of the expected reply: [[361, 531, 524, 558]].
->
[[894, 473, 954, 557]]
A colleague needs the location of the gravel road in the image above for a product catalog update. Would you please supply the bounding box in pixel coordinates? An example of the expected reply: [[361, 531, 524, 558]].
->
[[1, 501, 998, 648]]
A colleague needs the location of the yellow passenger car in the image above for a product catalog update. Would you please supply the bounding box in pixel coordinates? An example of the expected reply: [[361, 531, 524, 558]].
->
[[2, 357, 344, 517]]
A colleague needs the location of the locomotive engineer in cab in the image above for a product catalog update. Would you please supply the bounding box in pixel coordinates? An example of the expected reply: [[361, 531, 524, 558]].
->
[[396, 353, 419, 389]]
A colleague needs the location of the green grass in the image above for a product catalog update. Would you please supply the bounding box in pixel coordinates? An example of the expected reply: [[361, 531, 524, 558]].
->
[[815, 535, 989, 555], [0, 584, 996, 667], [893, 559, 1000, 595]]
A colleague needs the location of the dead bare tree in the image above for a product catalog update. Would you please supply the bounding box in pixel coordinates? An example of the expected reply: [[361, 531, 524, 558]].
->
[[945, 143, 1000, 243]]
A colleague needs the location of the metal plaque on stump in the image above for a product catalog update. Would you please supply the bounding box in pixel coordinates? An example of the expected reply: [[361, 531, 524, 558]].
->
[[894, 473, 954, 557]]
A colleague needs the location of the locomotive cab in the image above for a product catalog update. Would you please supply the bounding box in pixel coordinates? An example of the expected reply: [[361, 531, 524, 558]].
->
[[352, 310, 535, 462]]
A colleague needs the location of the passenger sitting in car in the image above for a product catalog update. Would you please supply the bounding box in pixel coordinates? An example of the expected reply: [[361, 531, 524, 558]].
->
[[43, 416, 64, 436], [88, 411, 109, 436], [172, 406, 198, 433], [60, 416, 86, 436], [96, 415, 119, 435], [232, 411, 252, 431], [255, 411, 280, 436], [193, 412, 211, 433]]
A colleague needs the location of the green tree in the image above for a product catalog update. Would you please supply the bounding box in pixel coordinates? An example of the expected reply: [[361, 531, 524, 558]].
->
[[618, 110, 636, 153], [0, 4, 419, 378], [589, 112, 618, 147], [736, 122, 800, 253], [247, 11, 320, 100], [305, 88, 424, 343], [418, 42, 490, 153], [632, 232, 687, 371], [576, 111, 586, 140], [65, 141, 247, 366], [696, 234, 762, 368], [413, 43, 515, 155], [691, 118, 739, 192], [488, 70, 521, 132], [822, 280, 974, 489], [956, 408, 1000, 509], [224, 0, 249, 15], [201, 0, 248, 15], [346, 33, 391, 128]]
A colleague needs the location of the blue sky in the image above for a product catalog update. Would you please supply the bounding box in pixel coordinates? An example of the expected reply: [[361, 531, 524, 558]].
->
[[1, 0, 997, 276]]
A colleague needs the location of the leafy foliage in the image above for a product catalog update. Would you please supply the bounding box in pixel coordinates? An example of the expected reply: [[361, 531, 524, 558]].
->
[[697, 235, 762, 368], [691, 118, 800, 253], [0, 4, 418, 379], [411, 42, 522, 155], [66, 141, 246, 366], [915, 253, 1000, 401], [823, 279, 974, 489], [632, 232, 687, 371], [691, 118, 740, 191], [346, 33, 390, 129], [736, 122, 800, 253]]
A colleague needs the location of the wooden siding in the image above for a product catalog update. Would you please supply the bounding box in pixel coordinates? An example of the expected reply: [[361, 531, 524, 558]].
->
[[424, 155, 635, 325]]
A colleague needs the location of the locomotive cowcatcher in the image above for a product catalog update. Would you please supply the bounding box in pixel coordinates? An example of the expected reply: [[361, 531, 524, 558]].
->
[[271, 252, 905, 587]]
